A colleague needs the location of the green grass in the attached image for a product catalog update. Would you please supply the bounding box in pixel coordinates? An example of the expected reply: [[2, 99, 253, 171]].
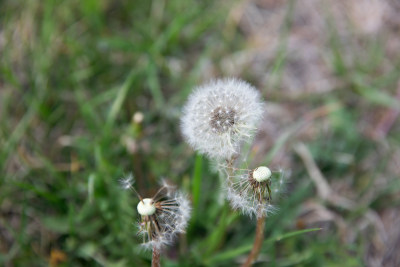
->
[[1, 0, 400, 266]]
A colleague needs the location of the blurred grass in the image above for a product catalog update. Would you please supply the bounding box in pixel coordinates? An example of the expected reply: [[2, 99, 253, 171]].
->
[[1, 0, 400, 266]]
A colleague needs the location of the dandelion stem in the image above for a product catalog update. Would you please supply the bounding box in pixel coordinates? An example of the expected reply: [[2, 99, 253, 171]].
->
[[241, 214, 266, 267], [152, 247, 161, 267]]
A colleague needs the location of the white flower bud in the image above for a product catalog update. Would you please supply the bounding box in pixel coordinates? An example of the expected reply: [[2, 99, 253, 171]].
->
[[253, 166, 271, 182], [137, 198, 156, 216]]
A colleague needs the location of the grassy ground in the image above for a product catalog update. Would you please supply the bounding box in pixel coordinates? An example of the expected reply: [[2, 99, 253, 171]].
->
[[1, 0, 400, 266]]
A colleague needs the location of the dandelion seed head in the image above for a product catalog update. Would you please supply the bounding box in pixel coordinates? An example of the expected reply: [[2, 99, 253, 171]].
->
[[181, 78, 265, 159], [225, 166, 283, 218], [133, 184, 191, 250]]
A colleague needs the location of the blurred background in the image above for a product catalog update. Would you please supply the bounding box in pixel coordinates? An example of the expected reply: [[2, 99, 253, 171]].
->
[[1, 0, 400, 266]]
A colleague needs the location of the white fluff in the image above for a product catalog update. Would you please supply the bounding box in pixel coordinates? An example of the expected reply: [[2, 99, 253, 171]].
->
[[181, 78, 265, 159], [119, 173, 135, 190]]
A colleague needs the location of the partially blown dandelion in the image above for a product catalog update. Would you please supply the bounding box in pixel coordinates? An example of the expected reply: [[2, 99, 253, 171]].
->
[[120, 175, 191, 257], [225, 166, 285, 218], [181, 78, 264, 159], [223, 165, 285, 267]]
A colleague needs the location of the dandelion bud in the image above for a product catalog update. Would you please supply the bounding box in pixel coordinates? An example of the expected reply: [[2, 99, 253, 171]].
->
[[181, 78, 265, 159]]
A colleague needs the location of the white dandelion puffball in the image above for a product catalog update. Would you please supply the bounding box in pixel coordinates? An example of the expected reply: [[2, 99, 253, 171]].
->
[[181, 78, 265, 159]]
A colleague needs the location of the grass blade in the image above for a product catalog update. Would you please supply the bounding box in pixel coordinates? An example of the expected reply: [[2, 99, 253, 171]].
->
[[206, 228, 321, 264]]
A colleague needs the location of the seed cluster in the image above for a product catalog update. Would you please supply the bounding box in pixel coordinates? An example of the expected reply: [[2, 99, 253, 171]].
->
[[138, 196, 182, 248], [210, 106, 236, 133], [248, 170, 272, 202]]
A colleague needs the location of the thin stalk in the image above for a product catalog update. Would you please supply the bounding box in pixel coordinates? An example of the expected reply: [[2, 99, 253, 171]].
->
[[241, 214, 266, 267], [152, 247, 161, 267]]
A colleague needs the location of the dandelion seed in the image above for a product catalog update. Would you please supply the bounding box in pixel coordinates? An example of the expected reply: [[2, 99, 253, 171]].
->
[[181, 78, 265, 159], [119, 173, 135, 190], [225, 166, 284, 218]]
